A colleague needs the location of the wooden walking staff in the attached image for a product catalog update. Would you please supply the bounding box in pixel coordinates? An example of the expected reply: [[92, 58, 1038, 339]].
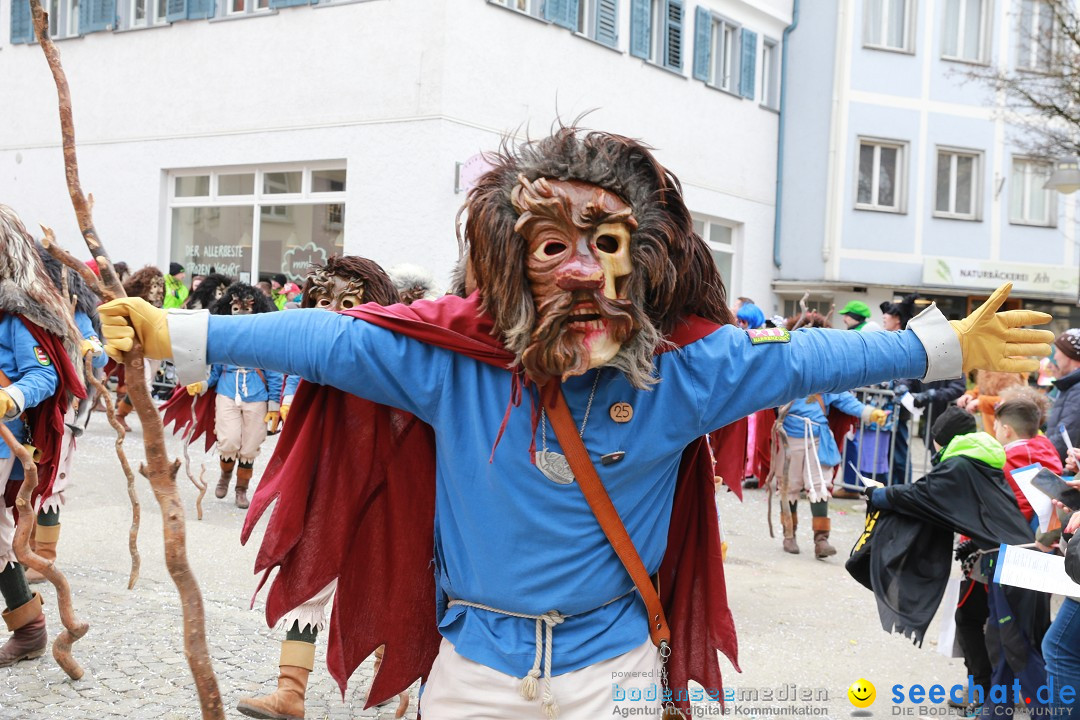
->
[[28, 3, 225, 717], [0, 424, 88, 679]]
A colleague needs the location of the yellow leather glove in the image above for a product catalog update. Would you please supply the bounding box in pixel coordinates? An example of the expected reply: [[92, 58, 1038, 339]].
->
[[265, 411, 281, 434], [280, 404, 290, 422], [186, 382, 206, 396], [950, 283, 1054, 374], [868, 408, 889, 426], [0, 389, 13, 418], [99, 297, 172, 362]]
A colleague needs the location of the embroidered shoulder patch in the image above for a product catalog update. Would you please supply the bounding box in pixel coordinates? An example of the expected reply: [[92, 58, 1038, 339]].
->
[[746, 328, 790, 345], [33, 346, 51, 366]]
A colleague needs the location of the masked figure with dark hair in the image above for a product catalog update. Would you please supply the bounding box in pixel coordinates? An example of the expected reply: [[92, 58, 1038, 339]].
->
[[184, 272, 233, 311], [102, 128, 1053, 718], [184, 283, 280, 509], [0, 206, 85, 666], [238, 255, 401, 720], [113, 266, 165, 431]]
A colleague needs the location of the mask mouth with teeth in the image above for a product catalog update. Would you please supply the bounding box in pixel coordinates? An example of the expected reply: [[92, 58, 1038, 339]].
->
[[463, 127, 735, 389]]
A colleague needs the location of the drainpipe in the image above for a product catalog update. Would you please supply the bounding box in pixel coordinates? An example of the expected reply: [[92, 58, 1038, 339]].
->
[[773, 0, 800, 269]]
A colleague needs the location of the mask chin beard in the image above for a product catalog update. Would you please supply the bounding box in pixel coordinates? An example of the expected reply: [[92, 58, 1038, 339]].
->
[[521, 290, 638, 384]]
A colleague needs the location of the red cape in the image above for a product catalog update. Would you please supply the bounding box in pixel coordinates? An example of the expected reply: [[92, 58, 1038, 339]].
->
[[244, 293, 742, 712], [160, 385, 217, 452], [3, 314, 86, 509]]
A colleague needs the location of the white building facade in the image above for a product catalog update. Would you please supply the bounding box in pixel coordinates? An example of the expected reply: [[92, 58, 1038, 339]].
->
[[779, 0, 1080, 332], [2, 0, 790, 302]]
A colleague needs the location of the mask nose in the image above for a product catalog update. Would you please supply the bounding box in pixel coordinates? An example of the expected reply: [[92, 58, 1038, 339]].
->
[[554, 247, 605, 292]]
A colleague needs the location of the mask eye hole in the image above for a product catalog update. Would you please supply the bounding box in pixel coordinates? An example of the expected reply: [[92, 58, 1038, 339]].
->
[[595, 234, 619, 254], [316, 297, 332, 308], [340, 295, 361, 309], [541, 241, 567, 257]]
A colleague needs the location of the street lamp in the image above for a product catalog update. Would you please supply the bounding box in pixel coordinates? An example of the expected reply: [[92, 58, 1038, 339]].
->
[[1045, 156, 1080, 194]]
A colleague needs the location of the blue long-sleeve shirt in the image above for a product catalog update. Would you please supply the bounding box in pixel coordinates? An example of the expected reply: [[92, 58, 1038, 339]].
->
[[782, 391, 868, 467], [0, 315, 60, 462], [74, 311, 108, 371], [201, 310, 928, 677], [206, 363, 282, 406], [282, 374, 301, 403]]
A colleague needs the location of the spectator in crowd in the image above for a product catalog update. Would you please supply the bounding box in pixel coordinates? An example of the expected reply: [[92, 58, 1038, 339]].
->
[[735, 303, 765, 331], [281, 283, 303, 309], [1048, 329, 1080, 464], [163, 262, 188, 309], [1043, 451, 1080, 717], [257, 281, 273, 298], [270, 273, 289, 310], [190, 274, 206, 291], [957, 369, 1028, 432], [993, 387, 1061, 524], [839, 300, 882, 332], [113, 261, 130, 284], [732, 296, 754, 313]]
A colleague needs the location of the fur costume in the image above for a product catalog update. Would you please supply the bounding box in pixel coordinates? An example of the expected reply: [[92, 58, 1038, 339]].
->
[[388, 264, 441, 304], [185, 273, 233, 310], [300, 256, 399, 309], [36, 244, 101, 338], [123, 266, 164, 308], [212, 282, 278, 317]]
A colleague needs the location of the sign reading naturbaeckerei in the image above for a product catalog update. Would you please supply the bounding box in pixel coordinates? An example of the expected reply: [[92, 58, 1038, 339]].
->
[[922, 257, 1078, 297]]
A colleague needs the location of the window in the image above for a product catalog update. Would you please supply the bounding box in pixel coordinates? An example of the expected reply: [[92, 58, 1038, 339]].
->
[[856, 139, 906, 212], [42, 0, 80, 37], [168, 164, 347, 285], [761, 37, 780, 109], [630, 0, 683, 71], [692, 9, 756, 98], [942, 0, 989, 62], [864, 0, 913, 52], [934, 148, 982, 220], [130, 0, 167, 27], [226, 0, 269, 14], [1010, 157, 1056, 227], [709, 16, 738, 91], [491, 0, 542, 18], [577, 0, 619, 47], [1018, 0, 1058, 72], [693, 218, 735, 290]]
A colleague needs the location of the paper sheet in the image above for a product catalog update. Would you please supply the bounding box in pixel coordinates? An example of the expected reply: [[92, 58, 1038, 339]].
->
[[900, 392, 922, 421], [993, 544, 1080, 600], [1011, 463, 1054, 534]]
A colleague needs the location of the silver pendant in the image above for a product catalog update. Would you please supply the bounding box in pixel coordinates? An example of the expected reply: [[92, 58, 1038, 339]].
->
[[535, 450, 576, 485]]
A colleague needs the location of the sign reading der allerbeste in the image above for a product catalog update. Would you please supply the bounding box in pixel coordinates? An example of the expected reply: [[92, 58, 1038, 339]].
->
[[922, 257, 1078, 297]]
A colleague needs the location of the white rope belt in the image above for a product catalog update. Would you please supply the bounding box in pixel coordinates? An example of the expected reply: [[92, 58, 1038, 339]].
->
[[447, 590, 634, 719]]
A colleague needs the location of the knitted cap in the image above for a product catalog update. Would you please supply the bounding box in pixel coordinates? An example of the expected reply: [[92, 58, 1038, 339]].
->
[[168, 262, 184, 276], [931, 406, 977, 448], [1055, 329, 1080, 361]]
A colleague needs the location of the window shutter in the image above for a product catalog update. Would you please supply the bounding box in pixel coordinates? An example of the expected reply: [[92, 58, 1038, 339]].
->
[[594, 0, 618, 47], [629, 0, 650, 58], [739, 28, 757, 99], [10, 0, 33, 43], [165, 0, 185, 21], [663, 0, 683, 70], [269, 0, 308, 8], [692, 6, 711, 81], [80, 0, 115, 32], [186, 0, 214, 18], [544, 0, 577, 30]]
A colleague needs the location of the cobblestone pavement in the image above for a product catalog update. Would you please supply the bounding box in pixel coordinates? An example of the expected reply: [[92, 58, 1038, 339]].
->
[[0, 414, 995, 718]]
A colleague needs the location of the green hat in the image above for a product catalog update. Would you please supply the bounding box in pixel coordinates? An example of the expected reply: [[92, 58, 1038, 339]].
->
[[840, 300, 871, 319]]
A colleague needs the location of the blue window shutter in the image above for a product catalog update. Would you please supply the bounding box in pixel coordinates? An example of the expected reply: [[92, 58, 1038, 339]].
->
[[186, 0, 214, 18], [629, 0, 650, 58], [739, 28, 757, 99], [662, 0, 683, 70], [594, 0, 618, 47], [80, 0, 115, 32], [692, 6, 711, 81], [544, 0, 577, 30], [269, 0, 308, 9], [10, 0, 33, 43], [165, 0, 185, 21]]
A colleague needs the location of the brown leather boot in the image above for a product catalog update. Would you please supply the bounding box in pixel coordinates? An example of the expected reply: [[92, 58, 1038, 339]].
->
[[235, 462, 252, 510], [782, 508, 799, 554], [25, 523, 60, 585], [115, 398, 133, 433], [236, 640, 313, 720], [0, 593, 47, 667], [217, 457, 235, 499], [813, 517, 837, 559]]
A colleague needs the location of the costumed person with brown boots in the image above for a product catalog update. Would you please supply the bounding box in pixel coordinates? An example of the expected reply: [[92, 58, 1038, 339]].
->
[[185, 283, 279, 509], [114, 266, 164, 432], [774, 392, 888, 557], [238, 255, 402, 720], [24, 244, 107, 584], [0, 206, 85, 665], [102, 128, 1054, 719]]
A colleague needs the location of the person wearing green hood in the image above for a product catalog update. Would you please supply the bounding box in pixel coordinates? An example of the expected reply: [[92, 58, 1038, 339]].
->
[[164, 262, 189, 310], [840, 300, 882, 332]]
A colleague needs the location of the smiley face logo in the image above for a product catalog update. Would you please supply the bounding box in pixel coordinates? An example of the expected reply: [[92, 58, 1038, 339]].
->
[[848, 679, 876, 708]]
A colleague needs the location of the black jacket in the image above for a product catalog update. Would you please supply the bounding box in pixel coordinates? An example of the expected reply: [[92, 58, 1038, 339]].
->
[[1049, 368, 1080, 464]]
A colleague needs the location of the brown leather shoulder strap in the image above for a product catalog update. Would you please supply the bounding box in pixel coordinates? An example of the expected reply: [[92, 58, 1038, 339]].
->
[[542, 382, 670, 649]]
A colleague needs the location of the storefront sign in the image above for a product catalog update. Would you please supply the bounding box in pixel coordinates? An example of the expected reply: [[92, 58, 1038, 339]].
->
[[922, 257, 1078, 298], [180, 243, 248, 279]]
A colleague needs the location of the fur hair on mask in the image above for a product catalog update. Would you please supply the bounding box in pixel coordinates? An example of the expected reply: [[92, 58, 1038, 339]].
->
[[37, 243, 102, 336], [185, 273, 233, 310], [211, 282, 278, 316], [300, 255, 399, 309]]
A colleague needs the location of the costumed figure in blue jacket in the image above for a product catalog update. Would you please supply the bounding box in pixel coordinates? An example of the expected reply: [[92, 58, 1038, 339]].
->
[[101, 129, 1054, 719], [23, 245, 107, 584], [0, 206, 85, 666], [776, 391, 887, 558], [184, 283, 280, 509], [239, 255, 404, 720]]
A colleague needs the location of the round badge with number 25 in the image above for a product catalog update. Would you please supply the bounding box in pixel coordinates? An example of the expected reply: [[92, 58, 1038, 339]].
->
[[609, 402, 633, 423]]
